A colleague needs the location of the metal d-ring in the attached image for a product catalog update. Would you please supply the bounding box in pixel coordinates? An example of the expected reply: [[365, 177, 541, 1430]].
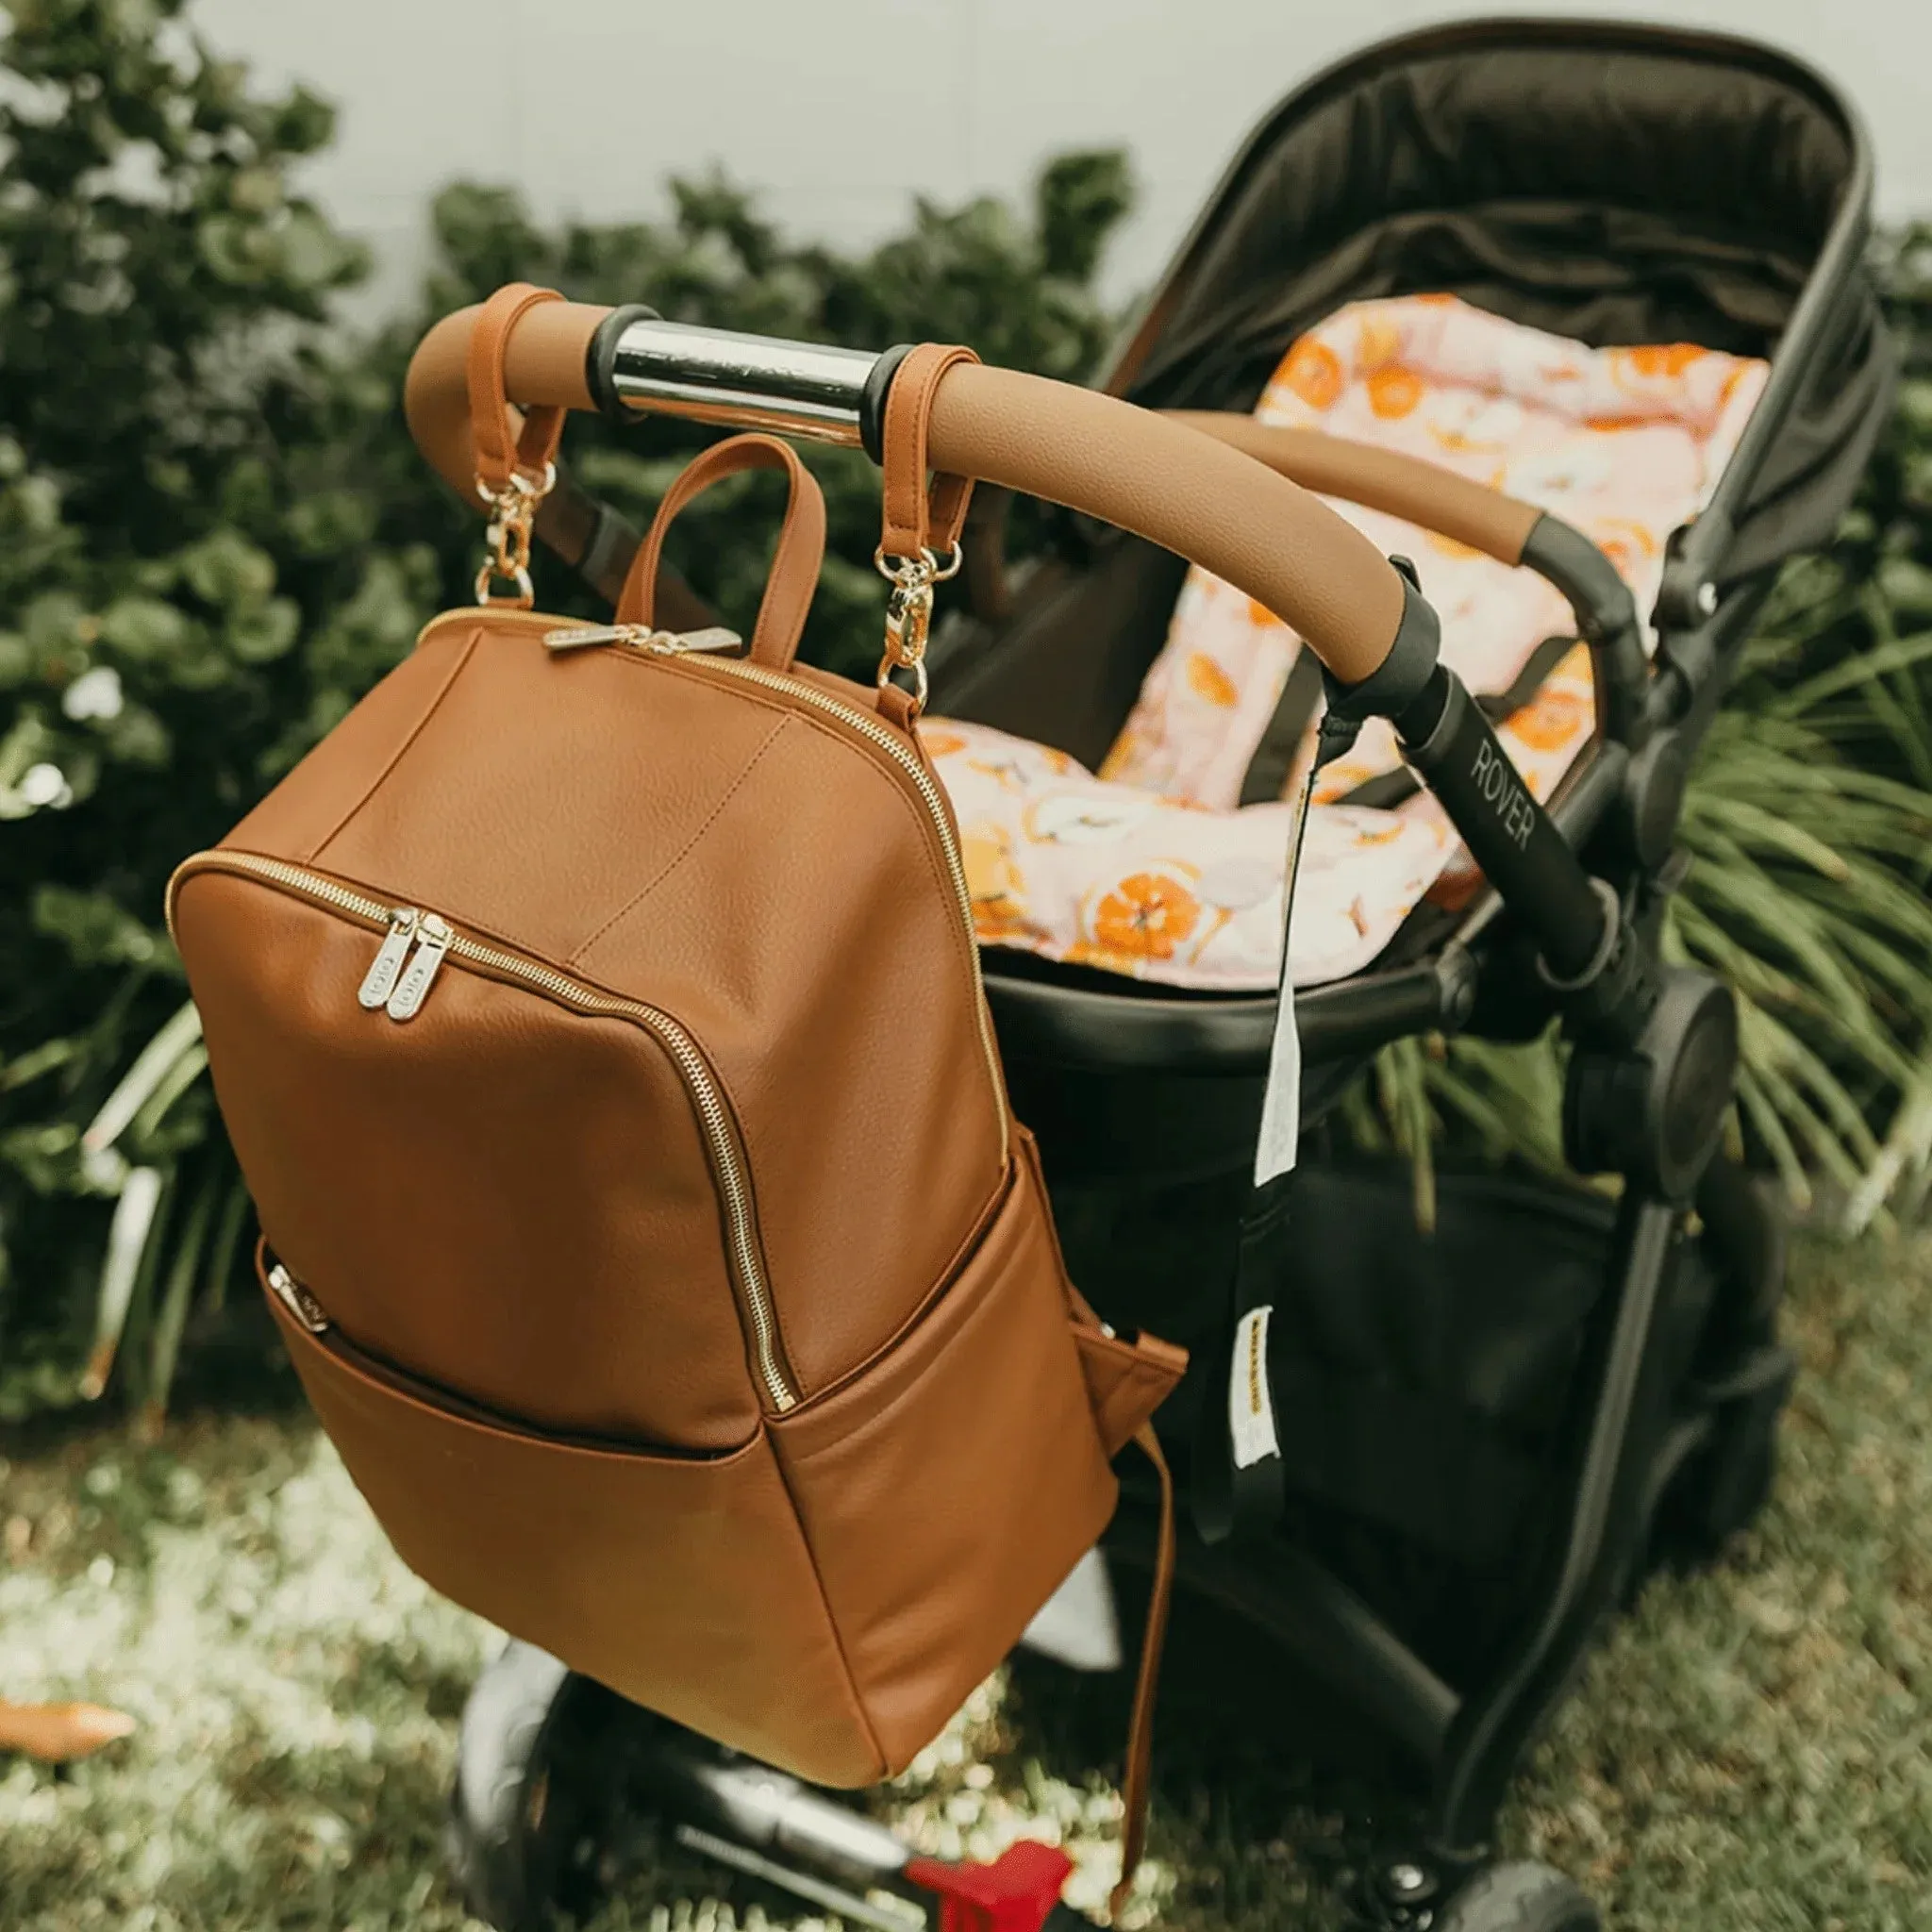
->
[[1535, 876, 1624, 991]]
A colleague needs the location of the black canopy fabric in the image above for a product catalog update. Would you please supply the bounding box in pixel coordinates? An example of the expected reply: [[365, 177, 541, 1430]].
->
[[1110, 24, 1896, 587], [930, 23, 1894, 773]]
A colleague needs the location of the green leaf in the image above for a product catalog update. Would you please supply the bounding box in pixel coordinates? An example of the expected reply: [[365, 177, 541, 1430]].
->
[[31, 885, 167, 970], [1, 1037, 80, 1093], [179, 527, 276, 608], [226, 595, 298, 663], [140, 1169, 217, 1436], [81, 1163, 166, 1401], [103, 703, 172, 766], [79, 1001, 205, 1158], [99, 594, 191, 660]]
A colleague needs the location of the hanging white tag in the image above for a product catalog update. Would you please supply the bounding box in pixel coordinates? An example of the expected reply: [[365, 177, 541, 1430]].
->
[[1228, 1305, 1279, 1469], [1253, 765, 1317, 1186], [1254, 985, 1301, 1184]]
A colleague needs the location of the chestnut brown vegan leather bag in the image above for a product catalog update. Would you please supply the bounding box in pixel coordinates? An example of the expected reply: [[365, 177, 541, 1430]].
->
[[167, 287, 1188, 1858]]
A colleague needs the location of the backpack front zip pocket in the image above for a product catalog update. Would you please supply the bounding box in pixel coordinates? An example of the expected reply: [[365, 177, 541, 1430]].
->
[[259, 1247, 743, 1460], [172, 852, 799, 1413]]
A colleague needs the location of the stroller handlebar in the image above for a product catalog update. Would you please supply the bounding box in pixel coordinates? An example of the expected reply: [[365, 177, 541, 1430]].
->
[[406, 301, 1409, 686], [1163, 412, 1545, 568]]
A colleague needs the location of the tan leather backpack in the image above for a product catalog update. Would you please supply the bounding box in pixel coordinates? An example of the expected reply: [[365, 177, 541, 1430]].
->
[[168, 287, 1186, 1877]]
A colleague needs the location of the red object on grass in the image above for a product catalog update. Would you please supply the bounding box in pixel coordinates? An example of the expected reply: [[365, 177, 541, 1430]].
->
[[905, 1840, 1075, 1932]]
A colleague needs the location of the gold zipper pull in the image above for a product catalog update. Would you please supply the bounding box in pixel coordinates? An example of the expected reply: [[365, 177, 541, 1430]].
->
[[641, 625, 742, 656], [544, 624, 634, 653], [543, 623, 743, 657], [357, 908, 420, 1009], [386, 914, 452, 1022], [265, 1260, 330, 1334]]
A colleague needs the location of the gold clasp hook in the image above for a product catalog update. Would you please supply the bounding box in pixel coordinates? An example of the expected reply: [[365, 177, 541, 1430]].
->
[[874, 542, 959, 716], [475, 462, 557, 608]]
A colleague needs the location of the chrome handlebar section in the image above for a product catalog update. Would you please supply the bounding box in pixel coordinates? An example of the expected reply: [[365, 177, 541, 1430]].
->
[[598, 314, 890, 448]]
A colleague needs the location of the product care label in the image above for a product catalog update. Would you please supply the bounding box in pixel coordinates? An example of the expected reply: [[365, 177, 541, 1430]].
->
[[1229, 1305, 1279, 1470]]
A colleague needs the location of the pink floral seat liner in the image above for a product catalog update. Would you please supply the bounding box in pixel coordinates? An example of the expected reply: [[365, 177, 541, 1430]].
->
[[925, 295, 1766, 991]]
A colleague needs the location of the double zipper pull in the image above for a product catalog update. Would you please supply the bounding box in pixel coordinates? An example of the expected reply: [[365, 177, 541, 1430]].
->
[[358, 908, 421, 1009], [266, 1261, 330, 1335], [386, 914, 452, 1023], [354, 907, 453, 1022], [543, 624, 744, 658]]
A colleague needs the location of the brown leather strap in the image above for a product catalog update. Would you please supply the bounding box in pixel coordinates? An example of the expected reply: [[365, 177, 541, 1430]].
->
[[468, 283, 568, 496], [880, 343, 981, 561], [1110, 1422, 1174, 1919], [615, 434, 826, 674], [407, 305, 1415, 685], [960, 484, 1013, 621]]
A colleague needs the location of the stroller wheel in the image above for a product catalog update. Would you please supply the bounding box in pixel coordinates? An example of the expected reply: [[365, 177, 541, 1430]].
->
[[445, 1640, 617, 1932], [1430, 1862, 1600, 1932]]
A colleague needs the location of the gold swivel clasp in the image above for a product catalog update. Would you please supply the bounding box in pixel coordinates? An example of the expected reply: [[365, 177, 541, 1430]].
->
[[874, 541, 960, 717], [475, 461, 556, 608]]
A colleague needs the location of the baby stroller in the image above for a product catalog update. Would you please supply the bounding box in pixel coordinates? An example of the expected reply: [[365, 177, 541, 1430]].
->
[[411, 20, 1893, 1932]]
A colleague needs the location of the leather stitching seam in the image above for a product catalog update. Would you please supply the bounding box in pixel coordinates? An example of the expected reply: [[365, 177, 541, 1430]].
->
[[762, 1441, 892, 1776], [565, 714, 791, 967], [884, 346, 948, 550], [473, 285, 562, 485], [307, 626, 481, 866], [643, 661, 979, 1013]]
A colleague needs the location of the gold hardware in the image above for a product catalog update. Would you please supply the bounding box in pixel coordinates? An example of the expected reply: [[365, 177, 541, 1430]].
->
[[266, 1260, 330, 1335], [543, 624, 744, 657], [385, 913, 452, 1022], [358, 908, 420, 1009], [874, 545, 954, 717], [475, 462, 557, 608]]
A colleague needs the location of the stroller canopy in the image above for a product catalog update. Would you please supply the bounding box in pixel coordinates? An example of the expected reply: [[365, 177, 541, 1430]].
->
[[1112, 20, 1895, 587]]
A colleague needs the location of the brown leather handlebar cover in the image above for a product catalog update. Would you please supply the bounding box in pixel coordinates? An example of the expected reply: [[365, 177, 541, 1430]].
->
[[1164, 411, 1544, 567], [404, 303, 1407, 685]]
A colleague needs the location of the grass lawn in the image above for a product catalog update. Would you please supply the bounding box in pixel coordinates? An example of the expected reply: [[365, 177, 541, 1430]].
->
[[1, 1230, 1926, 1932]]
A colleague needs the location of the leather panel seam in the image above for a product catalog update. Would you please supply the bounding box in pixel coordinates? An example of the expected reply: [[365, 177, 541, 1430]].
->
[[307, 626, 482, 866], [763, 1444, 891, 1777], [642, 658, 990, 1092], [565, 714, 791, 969]]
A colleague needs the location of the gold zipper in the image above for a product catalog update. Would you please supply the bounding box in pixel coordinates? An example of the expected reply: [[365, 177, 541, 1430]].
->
[[170, 852, 798, 1413], [417, 607, 1010, 1166]]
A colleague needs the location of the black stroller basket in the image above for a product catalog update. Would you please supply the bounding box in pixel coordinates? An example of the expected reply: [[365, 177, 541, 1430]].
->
[[443, 21, 1891, 1932]]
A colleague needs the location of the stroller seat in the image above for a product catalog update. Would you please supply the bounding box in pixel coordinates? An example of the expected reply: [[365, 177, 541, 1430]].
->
[[926, 295, 1766, 991]]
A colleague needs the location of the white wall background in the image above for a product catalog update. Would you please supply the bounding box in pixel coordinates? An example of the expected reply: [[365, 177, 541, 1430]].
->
[[197, 0, 1932, 319]]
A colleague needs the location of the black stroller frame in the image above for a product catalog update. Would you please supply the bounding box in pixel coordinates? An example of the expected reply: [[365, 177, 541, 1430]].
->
[[444, 21, 1895, 1932]]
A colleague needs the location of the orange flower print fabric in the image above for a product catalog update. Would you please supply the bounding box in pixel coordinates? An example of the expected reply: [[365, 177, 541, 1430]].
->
[[1091, 872, 1202, 962], [925, 721, 1451, 991], [919, 295, 1765, 992], [1105, 295, 1765, 818]]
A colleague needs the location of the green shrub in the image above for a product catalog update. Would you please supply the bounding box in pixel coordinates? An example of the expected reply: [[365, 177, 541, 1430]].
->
[[0, 0, 1132, 1423]]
